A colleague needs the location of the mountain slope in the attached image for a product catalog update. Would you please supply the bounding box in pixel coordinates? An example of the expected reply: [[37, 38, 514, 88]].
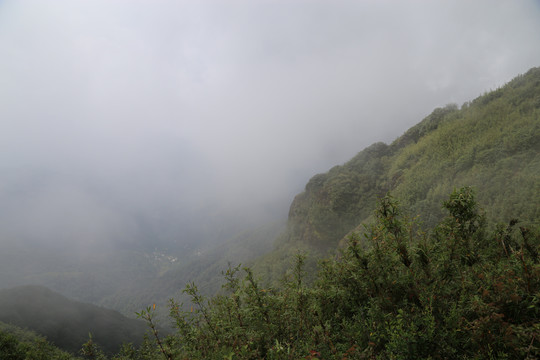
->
[[0, 285, 148, 355], [255, 67, 540, 283]]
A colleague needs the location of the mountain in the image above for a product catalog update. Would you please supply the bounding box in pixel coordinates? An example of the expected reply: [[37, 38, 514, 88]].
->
[[0, 285, 148, 355], [254, 67, 540, 283]]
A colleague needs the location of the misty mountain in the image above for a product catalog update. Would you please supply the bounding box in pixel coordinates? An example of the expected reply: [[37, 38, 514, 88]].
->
[[254, 66, 540, 283], [0, 220, 284, 322], [0, 65, 535, 360], [0, 285, 148, 355], [2, 67, 538, 321], [1, 2, 540, 358]]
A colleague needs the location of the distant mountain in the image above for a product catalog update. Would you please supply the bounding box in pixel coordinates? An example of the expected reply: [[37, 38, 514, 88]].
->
[[0, 217, 284, 323], [0, 285, 148, 355], [254, 67, 540, 283]]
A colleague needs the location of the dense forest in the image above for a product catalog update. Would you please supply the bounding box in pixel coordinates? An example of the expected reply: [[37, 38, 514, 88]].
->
[[1, 68, 539, 358]]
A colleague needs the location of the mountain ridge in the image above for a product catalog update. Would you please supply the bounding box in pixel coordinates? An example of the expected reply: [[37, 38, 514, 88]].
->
[[0, 285, 148, 355], [254, 66, 540, 283]]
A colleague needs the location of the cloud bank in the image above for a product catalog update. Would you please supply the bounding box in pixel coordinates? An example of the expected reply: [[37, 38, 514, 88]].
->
[[1, 0, 539, 248]]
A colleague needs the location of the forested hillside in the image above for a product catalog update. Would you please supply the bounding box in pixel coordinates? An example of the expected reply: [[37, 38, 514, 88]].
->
[[0, 286, 147, 355], [255, 67, 540, 282]]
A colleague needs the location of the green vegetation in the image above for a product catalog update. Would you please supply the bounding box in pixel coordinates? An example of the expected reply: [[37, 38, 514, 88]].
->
[[256, 67, 540, 283], [55, 187, 538, 359], [0, 322, 76, 360]]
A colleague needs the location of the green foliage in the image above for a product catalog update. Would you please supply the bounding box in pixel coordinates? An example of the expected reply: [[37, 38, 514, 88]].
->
[[0, 322, 77, 360], [269, 66, 540, 273], [80, 188, 538, 359], [135, 306, 172, 360], [0, 331, 28, 360]]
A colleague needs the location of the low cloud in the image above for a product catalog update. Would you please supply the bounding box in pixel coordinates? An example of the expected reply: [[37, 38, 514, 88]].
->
[[1, 0, 539, 249]]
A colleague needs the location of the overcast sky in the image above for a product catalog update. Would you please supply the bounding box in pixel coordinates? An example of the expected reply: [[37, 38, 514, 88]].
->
[[1, 0, 540, 249]]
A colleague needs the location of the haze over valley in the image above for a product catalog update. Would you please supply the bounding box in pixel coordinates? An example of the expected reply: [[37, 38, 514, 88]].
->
[[0, 2, 540, 357]]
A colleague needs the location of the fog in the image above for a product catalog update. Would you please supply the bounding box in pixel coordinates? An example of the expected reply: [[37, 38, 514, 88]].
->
[[1, 0, 540, 251]]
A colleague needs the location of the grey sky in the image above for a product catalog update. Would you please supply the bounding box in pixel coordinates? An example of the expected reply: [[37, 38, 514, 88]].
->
[[1, 0, 540, 248]]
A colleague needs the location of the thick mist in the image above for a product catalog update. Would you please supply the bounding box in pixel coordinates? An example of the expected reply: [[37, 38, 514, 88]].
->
[[1, 0, 540, 255]]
